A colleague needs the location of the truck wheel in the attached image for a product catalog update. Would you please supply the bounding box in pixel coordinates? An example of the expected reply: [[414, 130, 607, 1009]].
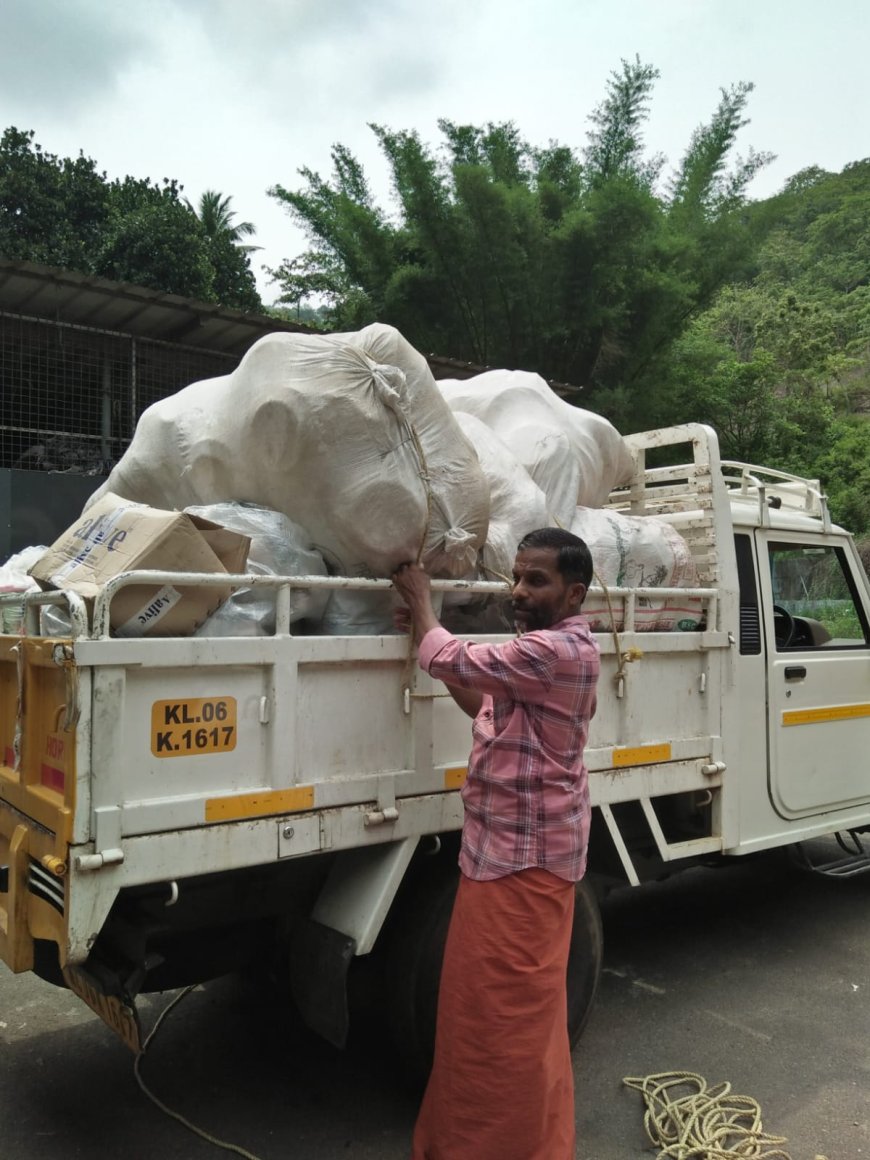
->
[[566, 877, 604, 1047], [383, 867, 603, 1084]]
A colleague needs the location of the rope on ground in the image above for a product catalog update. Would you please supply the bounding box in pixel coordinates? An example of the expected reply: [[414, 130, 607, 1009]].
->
[[622, 1070, 801, 1159], [134, 985, 265, 1160]]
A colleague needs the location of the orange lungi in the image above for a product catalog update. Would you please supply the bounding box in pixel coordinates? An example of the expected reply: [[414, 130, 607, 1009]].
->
[[411, 867, 576, 1160]]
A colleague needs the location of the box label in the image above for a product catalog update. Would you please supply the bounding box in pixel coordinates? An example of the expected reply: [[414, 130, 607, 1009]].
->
[[116, 585, 183, 637]]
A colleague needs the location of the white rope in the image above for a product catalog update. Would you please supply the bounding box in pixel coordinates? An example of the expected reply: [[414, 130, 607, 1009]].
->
[[134, 986, 265, 1160], [622, 1070, 803, 1159], [594, 567, 643, 689]]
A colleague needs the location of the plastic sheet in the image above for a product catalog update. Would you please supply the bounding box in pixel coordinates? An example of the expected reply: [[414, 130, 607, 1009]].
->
[[437, 370, 634, 526], [188, 503, 329, 637], [0, 545, 44, 633]]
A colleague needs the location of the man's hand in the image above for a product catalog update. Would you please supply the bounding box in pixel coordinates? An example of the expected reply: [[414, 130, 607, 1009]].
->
[[391, 562, 441, 642], [392, 563, 482, 718]]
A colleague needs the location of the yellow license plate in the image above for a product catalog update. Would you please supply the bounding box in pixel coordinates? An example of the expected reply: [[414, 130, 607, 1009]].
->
[[151, 697, 237, 758], [64, 964, 142, 1054]]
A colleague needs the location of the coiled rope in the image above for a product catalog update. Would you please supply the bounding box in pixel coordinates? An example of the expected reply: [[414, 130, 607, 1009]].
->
[[622, 1070, 804, 1159]]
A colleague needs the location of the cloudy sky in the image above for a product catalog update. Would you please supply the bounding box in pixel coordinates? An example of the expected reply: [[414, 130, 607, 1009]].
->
[[2, 0, 866, 306]]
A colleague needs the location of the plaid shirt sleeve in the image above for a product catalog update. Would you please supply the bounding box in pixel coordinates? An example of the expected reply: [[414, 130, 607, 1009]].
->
[[418, 625, 562, 704]]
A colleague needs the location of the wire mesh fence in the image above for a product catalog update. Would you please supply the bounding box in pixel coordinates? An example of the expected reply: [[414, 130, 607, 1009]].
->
[[0, 312, 238, 472]]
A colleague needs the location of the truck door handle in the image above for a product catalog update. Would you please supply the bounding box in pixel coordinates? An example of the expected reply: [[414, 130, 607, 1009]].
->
[[784, 666, 806, 680]]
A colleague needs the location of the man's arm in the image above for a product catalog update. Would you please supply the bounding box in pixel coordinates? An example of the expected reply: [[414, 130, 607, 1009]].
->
[[393, 563, 571, 705], [444, 683, 483, 720], [392, 563, 483, 720]]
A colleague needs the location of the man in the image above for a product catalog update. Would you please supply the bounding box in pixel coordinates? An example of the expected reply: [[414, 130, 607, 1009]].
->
[[391, 527, 600, 1160]]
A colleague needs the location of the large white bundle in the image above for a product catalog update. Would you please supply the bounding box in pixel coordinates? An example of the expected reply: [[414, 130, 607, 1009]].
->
[[452, 412, 550, 583], [88, 331, 489, 580], [571, 508, 703, 632], [437, 370, 633, 527]]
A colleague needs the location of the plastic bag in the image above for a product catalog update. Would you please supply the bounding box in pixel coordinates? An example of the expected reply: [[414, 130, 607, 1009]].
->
[[1, 545, 45, 633], [188, 503, 329, 637]]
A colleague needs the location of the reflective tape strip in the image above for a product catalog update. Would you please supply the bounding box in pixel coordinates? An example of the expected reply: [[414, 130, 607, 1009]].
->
[[612, 743, 672, 768], [205, 786, 315, 823], [782, 703, 870, 727]]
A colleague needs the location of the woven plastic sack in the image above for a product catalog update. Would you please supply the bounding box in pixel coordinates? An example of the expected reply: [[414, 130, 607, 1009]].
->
[[452, 411, 550, 584], [1, 545, 44, 633], [571, 507, 703, 632]]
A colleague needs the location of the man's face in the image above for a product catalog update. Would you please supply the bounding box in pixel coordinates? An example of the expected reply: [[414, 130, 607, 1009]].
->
[[511, 547, 586, 633]]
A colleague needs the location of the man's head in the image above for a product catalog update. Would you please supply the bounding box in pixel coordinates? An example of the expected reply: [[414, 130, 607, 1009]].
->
[[511, 528, 593, 632]]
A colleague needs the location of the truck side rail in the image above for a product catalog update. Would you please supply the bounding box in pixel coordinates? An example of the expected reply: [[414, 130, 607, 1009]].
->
[[2, 570, 724, 641], [720, 459, 832, 530], [76, 570, 720, 640], [606, 423, 730, 590], [1, 589, 90, 638]]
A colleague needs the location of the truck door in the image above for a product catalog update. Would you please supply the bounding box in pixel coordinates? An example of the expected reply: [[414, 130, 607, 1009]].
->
[[760, 533, 870, 819]]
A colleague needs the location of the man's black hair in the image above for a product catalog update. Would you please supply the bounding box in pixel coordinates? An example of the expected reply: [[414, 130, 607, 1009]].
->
[[516, 527, 593, 588]]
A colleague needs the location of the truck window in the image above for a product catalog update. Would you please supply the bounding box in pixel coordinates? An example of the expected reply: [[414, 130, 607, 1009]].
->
[[768, 542, 870, 650]]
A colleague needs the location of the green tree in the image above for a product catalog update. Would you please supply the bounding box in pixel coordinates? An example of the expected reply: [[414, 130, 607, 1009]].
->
[[98, 175, 215, 299], [658, 156, 870, 517], [811, 417, 870, 531], [185, 190, 263, 312], [0, 127, 262, 310], [189, 189, 260, 252], [0, 126, 108, 269], [268, 59, 771, 424]]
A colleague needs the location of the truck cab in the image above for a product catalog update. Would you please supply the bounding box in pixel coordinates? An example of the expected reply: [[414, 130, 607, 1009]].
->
[[729, 471, 870, 857]]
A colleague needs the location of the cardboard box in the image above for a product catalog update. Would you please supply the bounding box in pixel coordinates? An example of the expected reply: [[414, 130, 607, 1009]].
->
[[29, 493, 251, 637]]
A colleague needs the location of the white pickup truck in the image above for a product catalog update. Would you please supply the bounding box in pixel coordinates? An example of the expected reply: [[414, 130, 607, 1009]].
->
[[3, 422, 870, 1073]]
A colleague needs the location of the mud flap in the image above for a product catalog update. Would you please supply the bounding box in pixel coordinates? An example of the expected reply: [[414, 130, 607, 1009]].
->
[[287, 918, 356, 1049]]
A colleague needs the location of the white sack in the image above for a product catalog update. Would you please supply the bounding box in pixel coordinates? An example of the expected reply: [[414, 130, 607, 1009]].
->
[[187, 503, 329, 637], [452, 412, 550, 583], [571, 508, 703, 632], [437, 370, 633, 525], [88, 331, 489, 580], [329, 323, 492, 573]]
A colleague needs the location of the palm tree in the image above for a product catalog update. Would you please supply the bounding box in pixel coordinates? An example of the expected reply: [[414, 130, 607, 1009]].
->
[[188, 190, 261, 253]]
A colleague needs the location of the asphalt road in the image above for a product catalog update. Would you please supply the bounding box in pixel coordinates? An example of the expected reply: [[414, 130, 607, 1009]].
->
[[2, 847, 869, 1159]]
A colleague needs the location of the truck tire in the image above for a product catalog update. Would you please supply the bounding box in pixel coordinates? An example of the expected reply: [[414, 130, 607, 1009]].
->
[[383, 866, 603, 1084]]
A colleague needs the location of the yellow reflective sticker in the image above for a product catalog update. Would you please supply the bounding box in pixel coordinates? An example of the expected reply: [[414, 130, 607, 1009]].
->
[[205, 785, 314, 823], [444, 766, 467, 789], [612, 743, 672, 768], [782, 703, 870, 727]]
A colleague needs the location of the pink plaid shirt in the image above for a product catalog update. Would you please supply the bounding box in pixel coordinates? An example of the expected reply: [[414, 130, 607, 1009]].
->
[[418, 616, 600, 882]]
